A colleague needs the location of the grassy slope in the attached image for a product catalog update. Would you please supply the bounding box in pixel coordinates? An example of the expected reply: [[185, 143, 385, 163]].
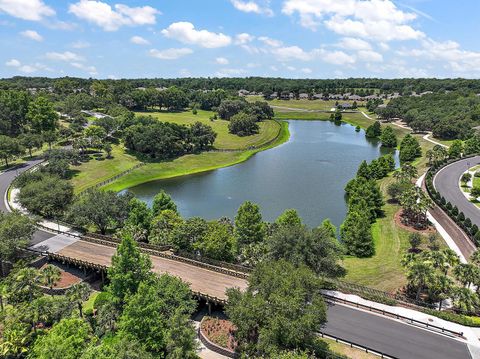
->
[[323, 338, 377, 359], [102, 121, 289, 192], [70, 110, 285, 192], [136, 110, 280, 150]]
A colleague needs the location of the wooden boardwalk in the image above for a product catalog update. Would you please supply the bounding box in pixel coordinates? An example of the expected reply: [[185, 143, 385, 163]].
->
[[58, 240, 248, 300]]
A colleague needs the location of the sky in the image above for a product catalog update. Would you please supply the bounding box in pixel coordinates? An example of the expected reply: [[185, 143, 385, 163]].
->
[[1, 0, 480, 79]]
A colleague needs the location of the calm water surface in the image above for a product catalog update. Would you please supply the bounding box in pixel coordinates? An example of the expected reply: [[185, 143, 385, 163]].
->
[[129, 120, 397, 228]]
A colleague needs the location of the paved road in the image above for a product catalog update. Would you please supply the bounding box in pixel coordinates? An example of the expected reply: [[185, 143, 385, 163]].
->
[[324, 303, 470, 359], [0, 158, 473, 359], [434, 156, 480, 229]]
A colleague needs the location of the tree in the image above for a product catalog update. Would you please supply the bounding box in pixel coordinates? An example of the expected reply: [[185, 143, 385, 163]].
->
[[149, 209, 183, 246], [399, 185, 432, 228], [406, 260, 435, 300], [194, 222, 236, 261], [67, 189, 132, 234], [19, 132, 43, 158], [107, 234, 152, 306], [275, 209, 302, 228], [470, 186, 480, 200], [340, 210, 374, 257], [408, 232, 422, 252], [453, 263, 479, 288], [118, 274, 196, 357], [42, 130, 58, 150], [189, 121, 217, 151], [226, 260, 327, 357], [125, 198, 152, 236], [27, 96, 58, 133], [448, 140, 463, 158], [379, 126, 397, 147], [0, 135, 24, 166], [31, 318, 92, 359], [152, 190, 177, 215], [8, 267, 43, 304], [267, 223, 345, 278], [66, 283, 91, 318], [451, 287, 479, 314], [17, 174, 73, 218], [81, 337, 154, 359], [235, 201, 265, 247], [429, 274, 453, 310], [0, 211, 35, 274], [365, 121, 381, 138], [461, 172, 472, 186], [399, 134, 421, 163], [171, 216, 209, 252], [228, 112, 259, 136], [41, 265, 61, 292]]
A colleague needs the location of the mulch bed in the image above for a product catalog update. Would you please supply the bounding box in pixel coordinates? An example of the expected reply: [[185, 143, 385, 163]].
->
[[201, 316, 237, 351], [40, 263, 83, 288], [394, 209, 436, 234]]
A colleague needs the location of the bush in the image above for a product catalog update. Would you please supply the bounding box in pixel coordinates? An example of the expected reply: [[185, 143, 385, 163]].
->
[[452, 206, 459, 216], [440, 197, 446, 205], [470, 224, 478, 236], [93, 291, 114, 310], [446, 202, 453, 211], [458, 212, 465, 222], [464, 217, 472, 228], [423, 309, 480, 327]]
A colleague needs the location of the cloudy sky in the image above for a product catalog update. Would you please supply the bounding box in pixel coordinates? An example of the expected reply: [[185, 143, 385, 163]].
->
[[1, 0, 480, 79]]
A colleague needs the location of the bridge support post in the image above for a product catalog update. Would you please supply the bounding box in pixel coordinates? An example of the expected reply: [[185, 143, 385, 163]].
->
[[207, 301, 212, 315], [101, 270, 104, 285]]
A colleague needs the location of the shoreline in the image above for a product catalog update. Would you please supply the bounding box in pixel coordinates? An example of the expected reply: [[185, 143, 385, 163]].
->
[[102, 120, 290, 192]]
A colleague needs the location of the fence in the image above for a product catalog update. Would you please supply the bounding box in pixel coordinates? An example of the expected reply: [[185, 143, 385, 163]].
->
[[323, 293, 464, 338], [76, 162, 146, 196], [318, 332, 398, 359]]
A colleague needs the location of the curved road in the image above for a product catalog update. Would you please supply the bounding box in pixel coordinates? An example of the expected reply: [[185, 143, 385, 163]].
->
[[0, 159, 473, 359], [434, 156, 480, 230]]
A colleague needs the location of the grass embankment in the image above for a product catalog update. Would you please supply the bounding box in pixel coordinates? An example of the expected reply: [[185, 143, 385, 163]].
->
[[323, 338, 377, 359], [137, 110, 280, 150], [100, 120, 289, 192], [69, 110, 288, 192]]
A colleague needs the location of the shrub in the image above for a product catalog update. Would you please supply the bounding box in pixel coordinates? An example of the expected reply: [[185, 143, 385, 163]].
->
[[470, 224, 479, 236], [452, 206, 459, 216], [423, 309, 480, 327], [458, 212, 465, 222], [228, 112, 259, 136], [440, 197, 446, 205], [446, 202, 453, 211], [464, 218, 472, 228]]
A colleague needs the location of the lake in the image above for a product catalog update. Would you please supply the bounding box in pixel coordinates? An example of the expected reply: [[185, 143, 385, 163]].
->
[[128, 120, 398, 228]]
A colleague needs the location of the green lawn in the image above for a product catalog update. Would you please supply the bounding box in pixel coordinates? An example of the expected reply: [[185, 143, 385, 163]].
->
[[248, 97, 368, 110], [323, 338, 377, 359], [136, 110, 281, 150], [97, 121, 289, 192], [70, 145, 140, 193]]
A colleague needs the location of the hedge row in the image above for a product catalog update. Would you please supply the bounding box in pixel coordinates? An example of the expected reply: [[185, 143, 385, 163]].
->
[[425, 160, 480, 246]]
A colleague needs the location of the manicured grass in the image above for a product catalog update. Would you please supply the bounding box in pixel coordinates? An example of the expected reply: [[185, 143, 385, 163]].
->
[[136, 110, 281, 150], [323, 338, 377, 359], [102, 121, 290, 192], [82, 291, 99, 312], [70, 145, 140, 193], [248, 97, 367, 110]]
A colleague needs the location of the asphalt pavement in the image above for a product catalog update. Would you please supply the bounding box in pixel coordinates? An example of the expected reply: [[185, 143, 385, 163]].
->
[[434, 156, 480, 228]]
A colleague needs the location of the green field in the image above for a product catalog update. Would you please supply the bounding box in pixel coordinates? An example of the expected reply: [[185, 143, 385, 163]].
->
[[136, 110, 281, 150]]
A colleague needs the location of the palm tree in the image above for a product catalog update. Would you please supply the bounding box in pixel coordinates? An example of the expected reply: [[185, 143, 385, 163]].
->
[[41, 265, 62, 293], [426, 149, 435, 166], [452, 287, 480, 314], [424, 251, 448, 273], [430, 274, 453, 310], [66, 282, 91, 318], [453, 263, 480, 289], [470, 249, 480, 267], [441, 248, 460, 274], [401, 252, 417, 268], [12, 268, 42, 303], [407, 260, 435, 300]]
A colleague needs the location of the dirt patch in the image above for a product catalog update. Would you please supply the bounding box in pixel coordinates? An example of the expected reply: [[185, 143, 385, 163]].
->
[[394, 209, 436, 234], [40, 263, 83, 288]]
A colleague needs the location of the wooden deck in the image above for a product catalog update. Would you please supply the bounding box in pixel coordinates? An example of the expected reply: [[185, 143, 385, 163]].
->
[[58, 240, 248, 300]]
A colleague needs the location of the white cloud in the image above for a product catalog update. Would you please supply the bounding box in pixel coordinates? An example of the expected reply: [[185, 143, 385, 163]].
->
[[71, 40, 90, 49], [130, 35, 149, 45], [258, 36, 283, 47], [215, 57, 229, 65], [318, 49, 356, 65], [70, 62, 97, 75], [286, 66, 296, 71], [20, 30, 43, 41], [161, 22, 231, 48], [282, 0, 424, 41], [45, 51, 84, 62], [271, 46, 313, 61], [0, 0, 55, 21], [338, 37, 370, 51], [235, 33, 254, 44], [5, 58, 20, 67], [69, 0, 159, 31], [215, 68, 247, 77], [230, 0, 273, 16], [149, 48, 193, 60], [301, 67, 312, 74], [357, 50, 383, 62]]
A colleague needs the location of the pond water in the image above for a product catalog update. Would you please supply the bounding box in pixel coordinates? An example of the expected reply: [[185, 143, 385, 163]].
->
[[128, 120, 398, 228]]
